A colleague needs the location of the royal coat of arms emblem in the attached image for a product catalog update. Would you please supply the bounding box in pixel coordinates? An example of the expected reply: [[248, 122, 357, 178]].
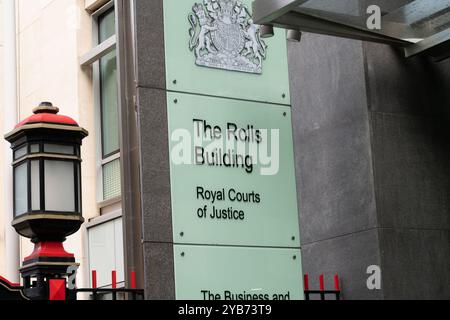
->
[[188, 0, 267, 74]]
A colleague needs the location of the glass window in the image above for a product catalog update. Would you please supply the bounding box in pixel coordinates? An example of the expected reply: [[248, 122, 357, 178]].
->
[[103, 158, 121, 200], [96, 7, 121, 201], [14, 163, 28, 217], [85, 6, 124, 294], [98, 7, 116, 43], [44, 160, 75, 212], [88, 218, 124, 288], [100, 50, 120, 158], [85, 5, 121, 202]]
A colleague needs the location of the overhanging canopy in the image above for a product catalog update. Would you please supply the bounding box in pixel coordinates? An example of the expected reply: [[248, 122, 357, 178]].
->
[[252, 0, 450, 61]]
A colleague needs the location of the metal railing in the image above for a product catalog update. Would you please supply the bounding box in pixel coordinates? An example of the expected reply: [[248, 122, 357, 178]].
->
[[75, 288, 144, 300], [303, 274, 342, 300]]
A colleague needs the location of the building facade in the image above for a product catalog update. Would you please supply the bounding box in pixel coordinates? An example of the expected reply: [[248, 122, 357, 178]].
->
[[0, 0, 449, 300], [1, 0, 125, 292]]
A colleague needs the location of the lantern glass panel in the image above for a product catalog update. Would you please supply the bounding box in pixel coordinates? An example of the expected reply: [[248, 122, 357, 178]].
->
[[14, 145, 27, 160], [14, 162, 28, 216], [44, 144, 75, 155], [31, 160, 40, 211], [30, 144, 40, 153], [77, 163, 81, 212], [44, 160, 75, 212]]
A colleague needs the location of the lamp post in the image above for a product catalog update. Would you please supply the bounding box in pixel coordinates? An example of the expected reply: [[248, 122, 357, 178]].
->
[[4, 102, 88, 300]]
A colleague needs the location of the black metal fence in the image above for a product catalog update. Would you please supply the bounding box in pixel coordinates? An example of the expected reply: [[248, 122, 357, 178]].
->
[[75, 288, 145, 300], [303, 274, 342, 300], [2, 272, 342, 301]]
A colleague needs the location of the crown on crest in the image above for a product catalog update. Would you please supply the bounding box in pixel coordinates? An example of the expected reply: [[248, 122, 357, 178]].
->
[[219, 0, 235, 15]]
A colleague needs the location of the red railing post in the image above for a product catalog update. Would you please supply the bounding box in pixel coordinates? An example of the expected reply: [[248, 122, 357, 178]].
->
[[334, 274, 341, 300], [112, 270, 117, 289], [319, 274, 325, 300], [131, 271, 137, 289], [334, 274, 340, 291], [319, 274, 325, 291], [303, 274, 309, 291], [91, 270, 97, 289], [303, 274, 309, 300]]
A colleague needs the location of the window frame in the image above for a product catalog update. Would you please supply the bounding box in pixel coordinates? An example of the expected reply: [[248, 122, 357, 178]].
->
[[81, 0, 121, 203], [86, 215, 125, 289], [80, 1, 116, 67]]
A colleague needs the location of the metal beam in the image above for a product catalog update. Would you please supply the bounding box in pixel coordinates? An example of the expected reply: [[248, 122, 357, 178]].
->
[[252, 0, 308, 25], [404, 28, 450, 58], [292, 7, 422, 41], [270, 11, 410, 46]]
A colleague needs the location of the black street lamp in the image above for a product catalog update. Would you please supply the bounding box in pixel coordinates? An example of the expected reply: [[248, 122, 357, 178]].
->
[[4, 102, 88, 300]]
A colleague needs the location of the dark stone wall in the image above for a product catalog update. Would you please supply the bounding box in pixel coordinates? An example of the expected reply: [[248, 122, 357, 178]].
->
[[364, 42, 450, 299], [289, 32, 450, 299], [288, 33, 382, 300]]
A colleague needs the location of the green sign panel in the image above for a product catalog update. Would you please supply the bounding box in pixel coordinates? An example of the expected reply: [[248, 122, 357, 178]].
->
[[163, 0, 291, 105], [168, 92, 300, 247], [174, 245, 304, 300], [164, 0, 303, 300]]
